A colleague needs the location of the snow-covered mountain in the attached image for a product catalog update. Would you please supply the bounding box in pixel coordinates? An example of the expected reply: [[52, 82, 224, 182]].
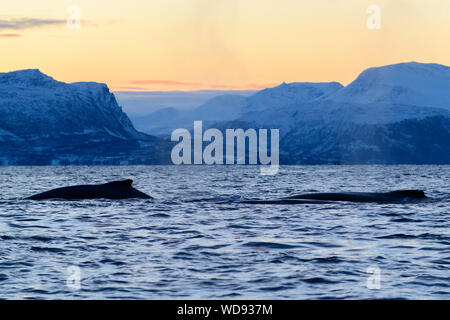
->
[[327, 62, 450, 109], [134, 81, 343, 136], [0, 69, 169, 165], [236, 62, 450, 164], [0, 69, 140, 139], [126, 62, 450, 164], [132, 94, 248, 135], [3, 62, 450, 165], [240, 62, 450, 127], [245, 81, 343, 112], [116, 89, 256, 115]]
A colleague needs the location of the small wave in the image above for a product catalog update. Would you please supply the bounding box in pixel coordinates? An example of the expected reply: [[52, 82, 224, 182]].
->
[[23, 288, 49, 295], [160, 201, 181, 205], [218, 292, 241, 298], [99, 258, 127, 266], [301, 277, 337, 284], [173, 251, 194, 260], [227, 224, 251, 229], [260, 285, 295, 291], [8, 223, 49, 229], [311, 256, 343, 264], [417, 233, 450, 241], [377, 233, 450, 240], [407, 281, 450, 288], [302, 241, 342, 248], [391, 217, 423, 223], [184, 244, 229, 251], [30, 246, 66, 253], [376, 233, 417, 239], [28, 235, 53, 242], [148, 213, 171, 218], [243, 242, 300, 249]]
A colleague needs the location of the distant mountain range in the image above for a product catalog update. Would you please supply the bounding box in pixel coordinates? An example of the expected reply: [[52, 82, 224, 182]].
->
[[1, 62, 450, 165], [242, 62, 450, 164], [131, 94, 249, 135], [132, 62, 450, 164], [115, 90, 257, 116], [130, 82, 344, 135]]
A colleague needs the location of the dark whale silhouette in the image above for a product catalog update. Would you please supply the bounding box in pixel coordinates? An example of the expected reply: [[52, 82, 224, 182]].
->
[[241, 199, 335, 205], [282, 190, 426, 203], [26, 179, 152, 200], [241, 190, 427, 204]]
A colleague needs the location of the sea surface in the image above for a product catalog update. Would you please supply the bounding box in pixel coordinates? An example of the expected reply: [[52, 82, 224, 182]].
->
[[0, 165, 449, 299]]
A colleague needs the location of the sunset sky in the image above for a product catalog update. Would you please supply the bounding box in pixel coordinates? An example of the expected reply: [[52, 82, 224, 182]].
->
[[1, 0, 450, 91]]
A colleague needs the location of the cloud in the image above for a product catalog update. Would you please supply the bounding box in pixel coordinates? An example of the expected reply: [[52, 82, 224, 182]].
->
[[125, 80, 277, 90], [209, 83, 278, 90], [130, 80, 202, 87], [0, 18, 65, 30], [246, 83, 278, 89], [114, 79, 279, 91], [112, 86, 150, 91], [0, 33, 21, 37]]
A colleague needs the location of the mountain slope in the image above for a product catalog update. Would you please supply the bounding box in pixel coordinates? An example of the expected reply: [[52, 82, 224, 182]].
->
[[0, 69, 141, 139], [132, 94, 248, 135], [327, 62, 450, 109], [245, 81, 343, 112], [134, 82, 343, 135], [0, 69, 169, 165], [219, 62, 450, 164], [3, 63, 450, 165]]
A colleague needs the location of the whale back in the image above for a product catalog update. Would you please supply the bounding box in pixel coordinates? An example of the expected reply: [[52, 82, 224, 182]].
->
[[284, 190, 427, 202], [103, 179, 134, 187], [26, 179, 152, 200], [389, 190, 426, 198]]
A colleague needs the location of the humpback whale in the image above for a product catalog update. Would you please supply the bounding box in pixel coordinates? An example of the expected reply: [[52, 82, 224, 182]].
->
[[282, 190, 426, 203], [26, 179, 152, 200], [240, 190, 426, 204]]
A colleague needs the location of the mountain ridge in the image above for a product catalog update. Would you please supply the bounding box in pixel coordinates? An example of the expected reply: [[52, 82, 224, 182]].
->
[[0, 69, 170, 165], [134, 81, 344, 135], [2, 62, 450, 165], [204, 62, 450, 164]]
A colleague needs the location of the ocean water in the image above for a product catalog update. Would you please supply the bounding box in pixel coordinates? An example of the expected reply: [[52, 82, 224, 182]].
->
[[0, 165, 449, 300]]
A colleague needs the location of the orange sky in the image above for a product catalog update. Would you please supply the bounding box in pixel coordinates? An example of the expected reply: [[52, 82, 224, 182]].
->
[[1, 0, 450, 91]]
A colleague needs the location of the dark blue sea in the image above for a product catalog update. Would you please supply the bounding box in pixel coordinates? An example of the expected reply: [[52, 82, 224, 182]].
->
[[0, 165, 449, 299]]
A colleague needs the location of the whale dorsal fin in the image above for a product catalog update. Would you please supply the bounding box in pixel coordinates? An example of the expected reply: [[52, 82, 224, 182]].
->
[[104, 179, 133, 187]]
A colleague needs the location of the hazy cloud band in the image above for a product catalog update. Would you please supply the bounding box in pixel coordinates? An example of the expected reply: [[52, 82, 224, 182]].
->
[[0, 18, 65, 30]]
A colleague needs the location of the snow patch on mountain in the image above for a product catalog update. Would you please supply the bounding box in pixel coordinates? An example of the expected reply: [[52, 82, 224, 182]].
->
[[327, 62, 450, 110], [246, 81, 343, 112], [0, 69, 173, 165], [0, 69, 140, 140], [134, 82, 343, 135]]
